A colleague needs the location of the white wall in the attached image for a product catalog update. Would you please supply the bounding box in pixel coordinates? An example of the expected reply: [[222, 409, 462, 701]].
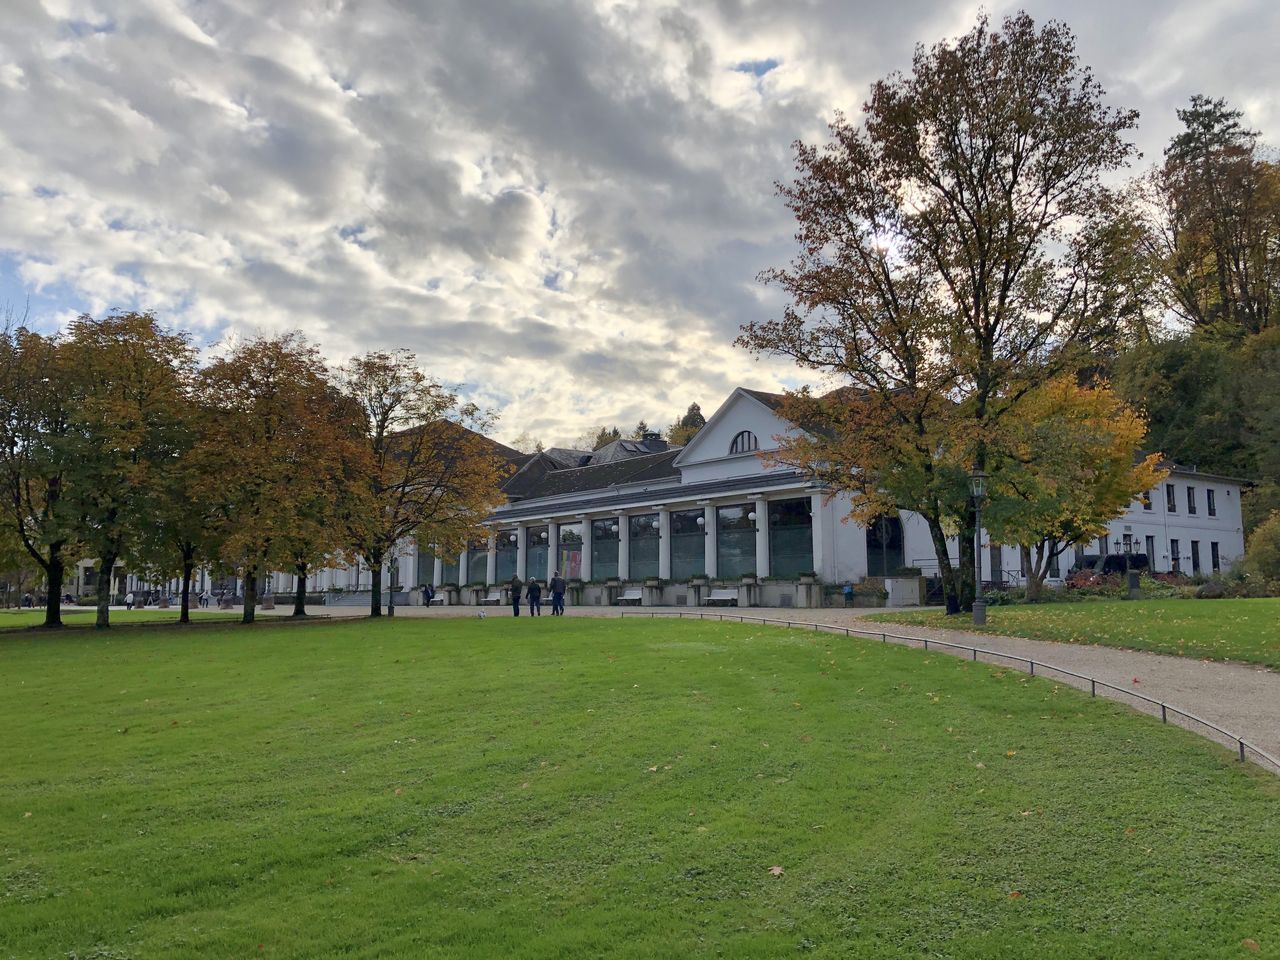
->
[[677, 391, 803, 485]]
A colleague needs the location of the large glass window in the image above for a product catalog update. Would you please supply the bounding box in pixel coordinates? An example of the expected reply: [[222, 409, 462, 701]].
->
[[415, 549, 435, 587], [629, 513, 660, 580], [558, 523, 583, 579], [442, 556, 460, 585], [591, 519, 619, 580], [496, 532, 518, 583], [865, 515, 905, 576], [467, 544, 488, 584], [717, 505, 756, 579], [768, 498, 813, 578], [671, 510, 706, 580], [526, 525, 548, 582]]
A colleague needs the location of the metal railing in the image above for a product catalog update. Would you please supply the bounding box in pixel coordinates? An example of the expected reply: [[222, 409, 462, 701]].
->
[[619, 609, 1280, 777]]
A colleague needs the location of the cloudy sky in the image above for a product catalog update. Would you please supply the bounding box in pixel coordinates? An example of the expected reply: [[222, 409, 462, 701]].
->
[[1, 0, 1277, 446]]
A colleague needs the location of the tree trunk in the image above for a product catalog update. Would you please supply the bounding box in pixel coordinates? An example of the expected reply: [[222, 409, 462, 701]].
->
[[241, 565, 257, 624], [179, 546, 195, 624], [43, 549, 64, 628], [925, 516, 961, 615], [369, 562, 383, 618], [293, 562, 308, 617], [95, 551, 118, 629], [1022, 545, 1044, 602]]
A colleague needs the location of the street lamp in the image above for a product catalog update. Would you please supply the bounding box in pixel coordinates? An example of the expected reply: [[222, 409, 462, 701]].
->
[[1116, 536, 1139, 600], [971, 469, 988, 625]]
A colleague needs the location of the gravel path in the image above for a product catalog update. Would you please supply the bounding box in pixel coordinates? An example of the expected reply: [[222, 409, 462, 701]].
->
[[262, 602, 1280, 772]]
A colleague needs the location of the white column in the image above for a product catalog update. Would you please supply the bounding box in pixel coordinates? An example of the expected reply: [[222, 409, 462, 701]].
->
[[810, 493, 826, 580], [703, 504, 717, 579], [657, 508, 671, 579], [516, 525, 528, 579], [486, 534, 497, 585], [432, 557, 443, 587], [457, 550, 468, 584], [754, 497, 770, 578], [580, 519, 593, 582], [617, 514, 631, 580], [547, 521, 560, 580]]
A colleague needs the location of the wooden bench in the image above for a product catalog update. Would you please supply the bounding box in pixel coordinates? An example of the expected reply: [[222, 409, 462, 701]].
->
[[478, 589, 504, 605], [614, 588, 643, 606], [702, 588, 738, 607]]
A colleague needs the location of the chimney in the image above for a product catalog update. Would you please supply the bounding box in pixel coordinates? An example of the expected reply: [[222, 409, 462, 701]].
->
[[641, 431, 667, 452]]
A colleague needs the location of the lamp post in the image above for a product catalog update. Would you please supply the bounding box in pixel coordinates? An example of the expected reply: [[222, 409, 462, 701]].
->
[[1116, 536, 1139, 600], [971, 469, 988, 625], [387, 551, 398, 618]]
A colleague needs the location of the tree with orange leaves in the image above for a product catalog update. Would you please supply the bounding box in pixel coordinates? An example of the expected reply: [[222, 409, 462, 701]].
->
[[739, 12, 1141, 613], [197, 334, 354, 624]]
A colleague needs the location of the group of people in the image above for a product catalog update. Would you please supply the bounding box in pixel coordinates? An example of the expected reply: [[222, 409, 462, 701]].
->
[[508, 572, 567, 617]]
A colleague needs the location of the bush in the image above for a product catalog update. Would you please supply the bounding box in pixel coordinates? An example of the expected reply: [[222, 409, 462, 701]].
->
[[983, 589, 1013, 606], [1246, 511, 1280, 580]]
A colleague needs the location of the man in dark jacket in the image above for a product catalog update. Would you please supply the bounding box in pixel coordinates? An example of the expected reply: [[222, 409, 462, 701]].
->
[[549, 571, 566, 616], [509, 575, 522, 616], [526, 578, 542, 616]]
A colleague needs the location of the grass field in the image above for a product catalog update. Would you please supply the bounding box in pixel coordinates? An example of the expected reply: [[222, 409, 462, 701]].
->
[[868, 597, 1280, 669], [0, 608, 234, 630], [3, 617, 1279, 959]]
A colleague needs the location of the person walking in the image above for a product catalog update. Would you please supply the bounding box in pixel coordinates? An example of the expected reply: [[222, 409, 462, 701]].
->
[[526, 578, 542, 616], [200, 588, 211, 609], [509, 575, 523, 617], [549, 570, 566, 616], [124, 591, 134, 611]]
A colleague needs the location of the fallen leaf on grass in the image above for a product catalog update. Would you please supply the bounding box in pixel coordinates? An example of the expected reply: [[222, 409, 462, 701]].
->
[[1005, 750, 1017, 758], [394, 788, 402, 796], [1242, 939, 1260, 953], [1008, 891, 1024, 899], [768, 866, 784, 876], [975, 762, 986, 769]]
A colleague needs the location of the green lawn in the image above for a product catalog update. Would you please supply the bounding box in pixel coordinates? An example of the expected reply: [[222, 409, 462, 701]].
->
[[0, 608, 234, 630], [3, 618, 1279, 959], [868, 597, 1280, 669]]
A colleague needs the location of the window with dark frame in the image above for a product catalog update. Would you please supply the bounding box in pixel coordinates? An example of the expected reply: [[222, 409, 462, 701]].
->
[[1141, 491, 1152, 511], [1165, 484, 1176, 512], [1211, 541, 1220, 572], [1190, 540, 1201, 574], [1187, 486, 1197, 515], [1170, 539, 1181, 573], [729, 430, 758, 455], [1207, 488, 1217, 517]]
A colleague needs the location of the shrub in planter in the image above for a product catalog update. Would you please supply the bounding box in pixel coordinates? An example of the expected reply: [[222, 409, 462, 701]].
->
[[892, 566, 923, 577]]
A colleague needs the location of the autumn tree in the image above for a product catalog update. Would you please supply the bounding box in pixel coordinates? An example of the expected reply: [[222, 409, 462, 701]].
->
[[0, 324, 79, 627], [60, 312, 197, 628], [667, 403, 706, 446], [1138, 96, 1280, 337], [339, 350, 508, 617], [739, 12, 1139, 612], [198, 334, 348, 624], [982, 379, 1165, 600]]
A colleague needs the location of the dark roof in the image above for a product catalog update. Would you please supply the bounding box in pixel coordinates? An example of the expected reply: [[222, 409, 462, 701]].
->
[[503, 449, 681, 500], [741, 388, 785, 411]]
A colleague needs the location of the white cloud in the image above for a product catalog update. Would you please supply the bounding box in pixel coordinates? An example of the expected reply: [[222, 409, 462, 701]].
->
[[1, 0, 1278, 445]]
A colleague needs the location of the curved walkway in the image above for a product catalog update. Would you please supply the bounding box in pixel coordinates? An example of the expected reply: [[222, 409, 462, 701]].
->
[[264, 602, 1280, 771]]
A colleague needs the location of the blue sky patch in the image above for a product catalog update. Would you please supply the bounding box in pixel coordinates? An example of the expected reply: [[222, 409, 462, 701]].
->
[[733, 58, 779, 77]]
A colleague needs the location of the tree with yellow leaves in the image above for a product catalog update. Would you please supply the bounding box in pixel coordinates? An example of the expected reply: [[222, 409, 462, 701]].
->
[[982, 379, 1166, 600], [339, 350, 509, 617]]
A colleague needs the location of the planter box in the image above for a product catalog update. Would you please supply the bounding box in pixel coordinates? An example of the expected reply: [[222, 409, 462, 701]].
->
[[884, 576, 923, 607]]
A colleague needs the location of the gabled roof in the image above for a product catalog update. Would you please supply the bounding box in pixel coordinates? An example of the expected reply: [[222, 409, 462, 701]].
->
[[672, 387, 794, 468]]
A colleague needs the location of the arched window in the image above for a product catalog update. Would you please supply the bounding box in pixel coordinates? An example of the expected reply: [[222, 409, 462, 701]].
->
[[729, 430, 758, 454]]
